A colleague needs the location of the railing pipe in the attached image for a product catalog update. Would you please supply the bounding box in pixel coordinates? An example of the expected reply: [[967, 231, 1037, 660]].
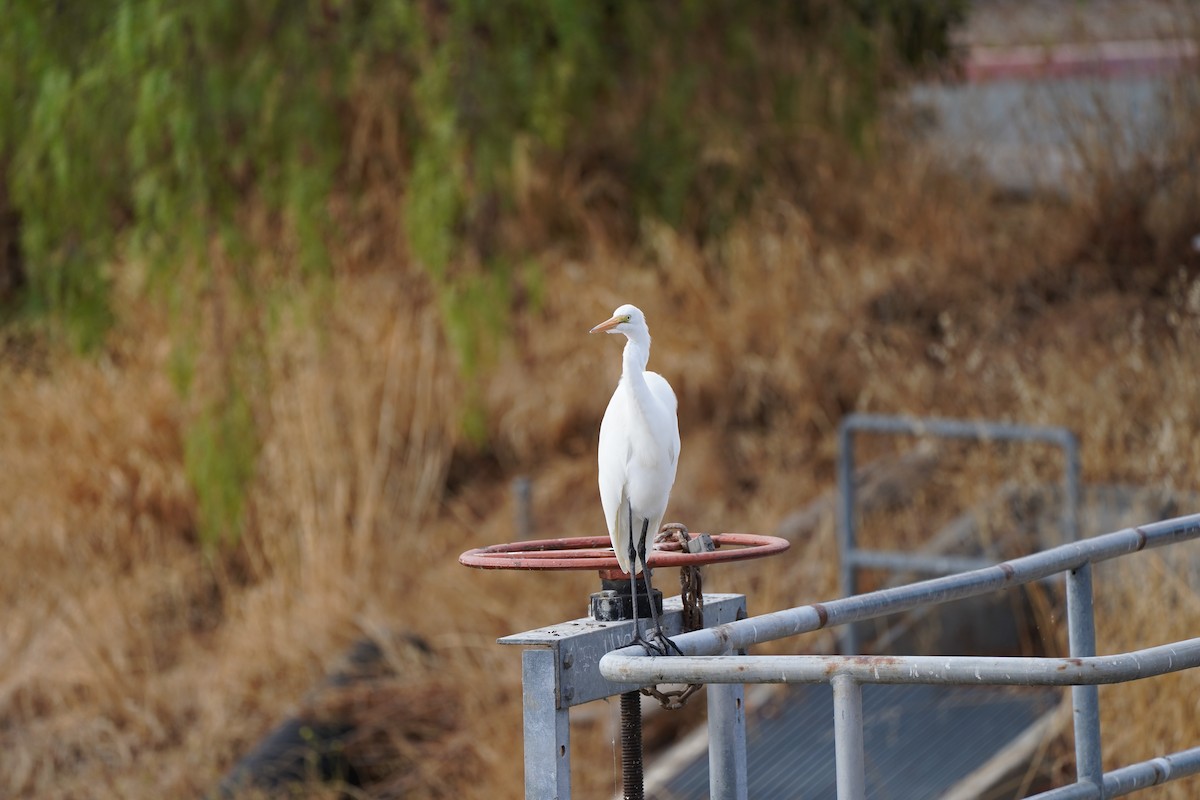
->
[[1101, 746, 1200, 796], [1026, 745, 1200, 799], [842, 413, 1079, 446], [602, 514, 1200, 663], [1028, 783, 1102, 800], [601, 637, 1200, 687], [846, 549, 998, 575]]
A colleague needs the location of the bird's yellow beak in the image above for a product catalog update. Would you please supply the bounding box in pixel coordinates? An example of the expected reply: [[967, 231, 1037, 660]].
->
[[589, 314, 624, 334]]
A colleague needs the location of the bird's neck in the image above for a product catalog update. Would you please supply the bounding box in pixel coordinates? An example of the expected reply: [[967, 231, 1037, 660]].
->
[[622, 332, 650, 376]]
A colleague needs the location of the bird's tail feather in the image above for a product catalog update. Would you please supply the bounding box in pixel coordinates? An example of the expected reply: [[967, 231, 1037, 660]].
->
[[613, 489, 634, 575]]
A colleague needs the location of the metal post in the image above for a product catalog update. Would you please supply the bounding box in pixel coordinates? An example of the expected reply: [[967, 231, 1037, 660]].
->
[[522, 648, 571, 800], [1067, 562, 1103, 793], [513, 476, 533, 539], [836, 423, 858, 655], [832, 674, 866, 800], [1063, 433, 1082, 543], [707, 671, 748, 799]]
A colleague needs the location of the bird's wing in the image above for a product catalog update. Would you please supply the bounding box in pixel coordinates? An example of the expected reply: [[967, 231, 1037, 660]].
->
[[644, 371, 681, 471], [598, 388, 633, 573]]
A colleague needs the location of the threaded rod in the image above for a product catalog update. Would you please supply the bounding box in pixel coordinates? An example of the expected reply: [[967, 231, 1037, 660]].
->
[[620, 690, 644, 800]]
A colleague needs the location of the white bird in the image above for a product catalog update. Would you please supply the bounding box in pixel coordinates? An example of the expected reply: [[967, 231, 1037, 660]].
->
[[590, 303, 681, 653]]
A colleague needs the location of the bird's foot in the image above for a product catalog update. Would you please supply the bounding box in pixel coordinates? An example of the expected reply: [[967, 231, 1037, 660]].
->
[[630, 633, 671, 656], [635, 626, 684, 657]]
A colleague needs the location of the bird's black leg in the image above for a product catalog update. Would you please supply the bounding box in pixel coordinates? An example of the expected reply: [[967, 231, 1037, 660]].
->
[[626, 513, 643, 649], [626, 515, 665, 655], [637, 522, 683, 656]]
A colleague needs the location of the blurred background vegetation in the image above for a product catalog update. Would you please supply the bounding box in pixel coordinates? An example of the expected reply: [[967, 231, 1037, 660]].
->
[[0, 0, 966, 547], [4, 1, 1200, 798]]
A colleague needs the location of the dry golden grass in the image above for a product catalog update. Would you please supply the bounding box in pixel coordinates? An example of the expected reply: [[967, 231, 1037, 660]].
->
[[4, 66, 1200, 800], [1092, 553, 1200, 799]]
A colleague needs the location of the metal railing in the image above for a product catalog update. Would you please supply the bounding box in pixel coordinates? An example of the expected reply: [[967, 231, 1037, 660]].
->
[[837, 413, 1082, 654], [499, 417, 1191, 798], [600, 511, 1200, 799]]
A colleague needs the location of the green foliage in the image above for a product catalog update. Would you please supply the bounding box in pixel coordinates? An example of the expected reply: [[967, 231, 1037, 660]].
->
[[393, 0, 968, 332], [2, 0, 966, 328], [1, 0, 964, 545], [3, 1, 353, 336], [1, 0, 370, 546], [183, 384, 257, 551], [852, 0, 968, 68]]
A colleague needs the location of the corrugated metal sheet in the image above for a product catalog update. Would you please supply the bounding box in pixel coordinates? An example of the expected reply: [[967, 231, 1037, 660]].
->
[[660, 684, 1058, 800]]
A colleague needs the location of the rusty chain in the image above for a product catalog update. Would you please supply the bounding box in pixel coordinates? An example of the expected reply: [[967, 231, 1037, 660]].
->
[[641, 523, 710, 710]]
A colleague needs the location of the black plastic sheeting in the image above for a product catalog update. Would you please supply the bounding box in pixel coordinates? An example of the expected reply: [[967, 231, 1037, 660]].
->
[[216, 634, 431, 798], [661, 683, 1058, 800]]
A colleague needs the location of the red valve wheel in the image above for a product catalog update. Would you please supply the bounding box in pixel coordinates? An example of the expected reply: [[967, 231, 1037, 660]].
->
[[459, 532, 789, 576]]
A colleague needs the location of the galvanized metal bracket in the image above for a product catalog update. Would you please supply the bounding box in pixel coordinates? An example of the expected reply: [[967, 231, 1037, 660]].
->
[[499, 593, 747, 800], [499, 593, 746, 708]]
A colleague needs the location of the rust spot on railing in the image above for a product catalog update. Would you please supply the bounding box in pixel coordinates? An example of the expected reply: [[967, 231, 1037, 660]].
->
[[823, 655, 902, 677], [1135, 526, 1149, 551]]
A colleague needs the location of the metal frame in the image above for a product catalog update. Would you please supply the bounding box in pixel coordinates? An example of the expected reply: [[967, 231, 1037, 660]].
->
[[499, 593, 747, 800], [837, 413, 1082, 654], [601, 512, 1200, 799]]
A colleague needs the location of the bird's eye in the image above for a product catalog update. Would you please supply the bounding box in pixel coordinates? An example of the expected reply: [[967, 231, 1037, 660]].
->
[[622, 315, 631, 322]]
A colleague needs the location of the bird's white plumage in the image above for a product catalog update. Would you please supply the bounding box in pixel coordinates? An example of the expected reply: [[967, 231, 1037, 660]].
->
[[591, 304, 680, 575]]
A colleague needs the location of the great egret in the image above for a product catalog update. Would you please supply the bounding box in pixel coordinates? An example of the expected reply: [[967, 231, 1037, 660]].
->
[[590, 304, 681, 654]]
